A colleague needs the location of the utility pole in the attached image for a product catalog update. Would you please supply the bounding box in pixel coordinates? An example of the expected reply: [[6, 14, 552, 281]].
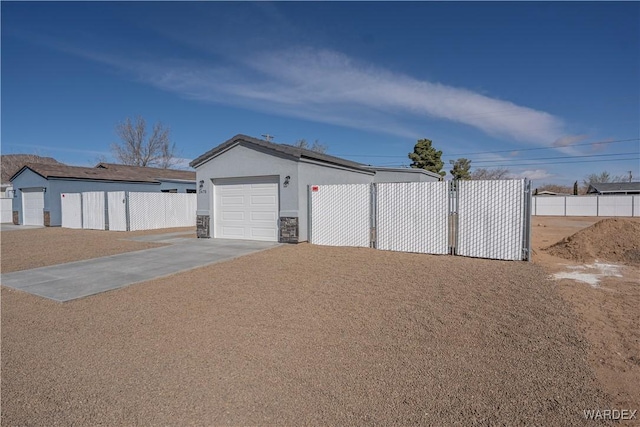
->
[[628, 171, 633, 182], [261, 134, 274, 142]]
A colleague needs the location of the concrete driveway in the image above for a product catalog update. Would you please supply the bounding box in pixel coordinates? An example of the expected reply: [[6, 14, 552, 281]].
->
[[1, 236, 280, 302], [0, 224, 44, 231]]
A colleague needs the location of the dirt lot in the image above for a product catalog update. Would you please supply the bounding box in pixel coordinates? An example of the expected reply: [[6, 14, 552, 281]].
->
[[2, 232, 617, 426], [532, 216, 640, 414], [0, 226, 195, 273]]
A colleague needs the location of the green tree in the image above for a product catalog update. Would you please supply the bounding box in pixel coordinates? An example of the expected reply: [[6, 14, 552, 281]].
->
[[408, 138, 445, 177], [449, 158, 472, 180]]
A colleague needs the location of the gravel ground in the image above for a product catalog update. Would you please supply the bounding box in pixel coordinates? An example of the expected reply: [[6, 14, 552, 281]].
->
[[2, 243, 610, 426], [0, 227, 195, 273], [533, 216, 640, 413]]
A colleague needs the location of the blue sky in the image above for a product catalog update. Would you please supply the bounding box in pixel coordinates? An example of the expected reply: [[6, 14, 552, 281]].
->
[[2, 2, 638, 185]]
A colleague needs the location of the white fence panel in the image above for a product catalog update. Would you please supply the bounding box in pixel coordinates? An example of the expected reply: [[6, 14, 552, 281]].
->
[[82, 192, 105, 230], [310, 184, 370, 247], [164, 193, 196, 228], [565, 196, 598, 216], [129, 193, 165, 231], [61, 193, 82, 229], [634, 196, 640, 217], [377, 182, 449, 254], [107, 192, 127, 231], [1, 198, 13, 223], [457, 180, 525, 261], [128, 192, 196, 231], [598, 196, 633, 217], [534, 196, 565, 216]]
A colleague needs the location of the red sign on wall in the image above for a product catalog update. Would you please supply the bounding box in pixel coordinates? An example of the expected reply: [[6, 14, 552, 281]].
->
[[311, 185, 319, 192]]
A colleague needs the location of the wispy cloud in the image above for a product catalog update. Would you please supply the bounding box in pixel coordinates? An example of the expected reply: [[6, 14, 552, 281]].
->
[[509, 169, 554, 180], [39, 37, 581, 145], [553, 134, 588, 147]]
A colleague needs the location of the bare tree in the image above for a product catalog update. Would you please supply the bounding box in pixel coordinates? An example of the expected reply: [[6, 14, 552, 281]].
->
[[582, 171, 626, 188], [470, 167, 511, 180], [294, 139, 328, 154], [112, 116, 177, 168]]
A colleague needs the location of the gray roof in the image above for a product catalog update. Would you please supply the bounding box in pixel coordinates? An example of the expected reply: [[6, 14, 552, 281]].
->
[[586, 182, 640, 194], [190, 134, 373, 172], [11, 162, 194, 183]]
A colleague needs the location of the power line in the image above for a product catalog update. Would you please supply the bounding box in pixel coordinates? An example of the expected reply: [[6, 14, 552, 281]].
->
[[470, 151, 638, 164], [378, 157, 640, 169], [331, 137, 639, 159], [375, 151, 637, 167]]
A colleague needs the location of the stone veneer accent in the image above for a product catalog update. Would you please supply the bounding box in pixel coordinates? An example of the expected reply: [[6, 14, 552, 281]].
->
[[44, 211, 51, 227], [12, 211, 19, 225], [279, 217, 299, 243], [196, 215, 210, 238]]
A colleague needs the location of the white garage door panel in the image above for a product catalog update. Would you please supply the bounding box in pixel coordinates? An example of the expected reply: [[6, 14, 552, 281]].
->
[[214, 177, 279, 241], [23, 191, 45, 226]]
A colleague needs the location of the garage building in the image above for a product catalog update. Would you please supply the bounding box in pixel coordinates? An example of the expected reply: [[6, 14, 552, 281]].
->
[[190, 134, 440, 243], [10, 163, 195, 226]]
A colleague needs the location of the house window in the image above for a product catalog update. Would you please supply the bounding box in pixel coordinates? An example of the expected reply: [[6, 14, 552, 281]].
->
[[161, 189, 178, 193], [186, 189, 196, 194]]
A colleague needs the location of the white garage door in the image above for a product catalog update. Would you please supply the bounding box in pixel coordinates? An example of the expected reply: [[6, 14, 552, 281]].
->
[[214, 176, 279, 241], [22, 190, 45, 226]]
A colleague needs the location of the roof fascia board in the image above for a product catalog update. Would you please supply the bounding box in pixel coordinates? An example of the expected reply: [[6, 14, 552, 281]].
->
[[299, 157, 375, 175], [48, 176, 159, 185], [10, 166, 46, 182]]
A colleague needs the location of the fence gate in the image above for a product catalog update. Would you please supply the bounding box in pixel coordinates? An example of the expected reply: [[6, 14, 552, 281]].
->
[[309, 184, 371, 247], [377, 182, 449, 254], [107, 191, 127, 231], [61, 193, 82, 229], [456, 180, 531, 261], [309, 180, 531, 261], [81, 191, 105, 230]]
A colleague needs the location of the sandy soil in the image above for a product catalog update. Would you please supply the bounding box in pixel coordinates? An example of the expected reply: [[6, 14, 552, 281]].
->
[[2, 241, 612, 426], [0, 227, 195, 273], [532, 216, 640, 413]]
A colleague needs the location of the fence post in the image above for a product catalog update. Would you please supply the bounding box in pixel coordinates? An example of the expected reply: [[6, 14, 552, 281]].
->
[[596, 195, 599, 217], [522, 179, 532, 261], [370, 183, 377, 249], [80, 193, 84, 229], [307, 185, 312, 244], [453, 181, 460, 256], [104, 192, 110, 231], [125, 192, 131, 231]]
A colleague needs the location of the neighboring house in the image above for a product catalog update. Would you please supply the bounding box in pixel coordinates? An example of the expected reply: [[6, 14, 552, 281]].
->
[[190, 134, 441, 243], [10, 162, 195, 226], [535, 190, 570, 196], [1, 154, 64, 198], [586, 182, 640, 195]]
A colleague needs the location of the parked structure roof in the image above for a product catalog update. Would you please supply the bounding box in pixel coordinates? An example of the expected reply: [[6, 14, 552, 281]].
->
[[10, 162, 195, 183], [190, 134, 373, 172], [586, 182, 640, 194]]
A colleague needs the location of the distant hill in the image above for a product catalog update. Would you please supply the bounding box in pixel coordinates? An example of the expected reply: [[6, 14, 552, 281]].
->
[[1, 154, 64, 183]]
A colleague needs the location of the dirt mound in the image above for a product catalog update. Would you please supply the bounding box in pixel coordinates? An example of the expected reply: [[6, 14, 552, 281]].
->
[[545, 218, 640, 265]]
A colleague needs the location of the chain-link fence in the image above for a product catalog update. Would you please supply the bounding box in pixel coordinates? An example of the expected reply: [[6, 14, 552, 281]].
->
[[309, 180, 532, 261]]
